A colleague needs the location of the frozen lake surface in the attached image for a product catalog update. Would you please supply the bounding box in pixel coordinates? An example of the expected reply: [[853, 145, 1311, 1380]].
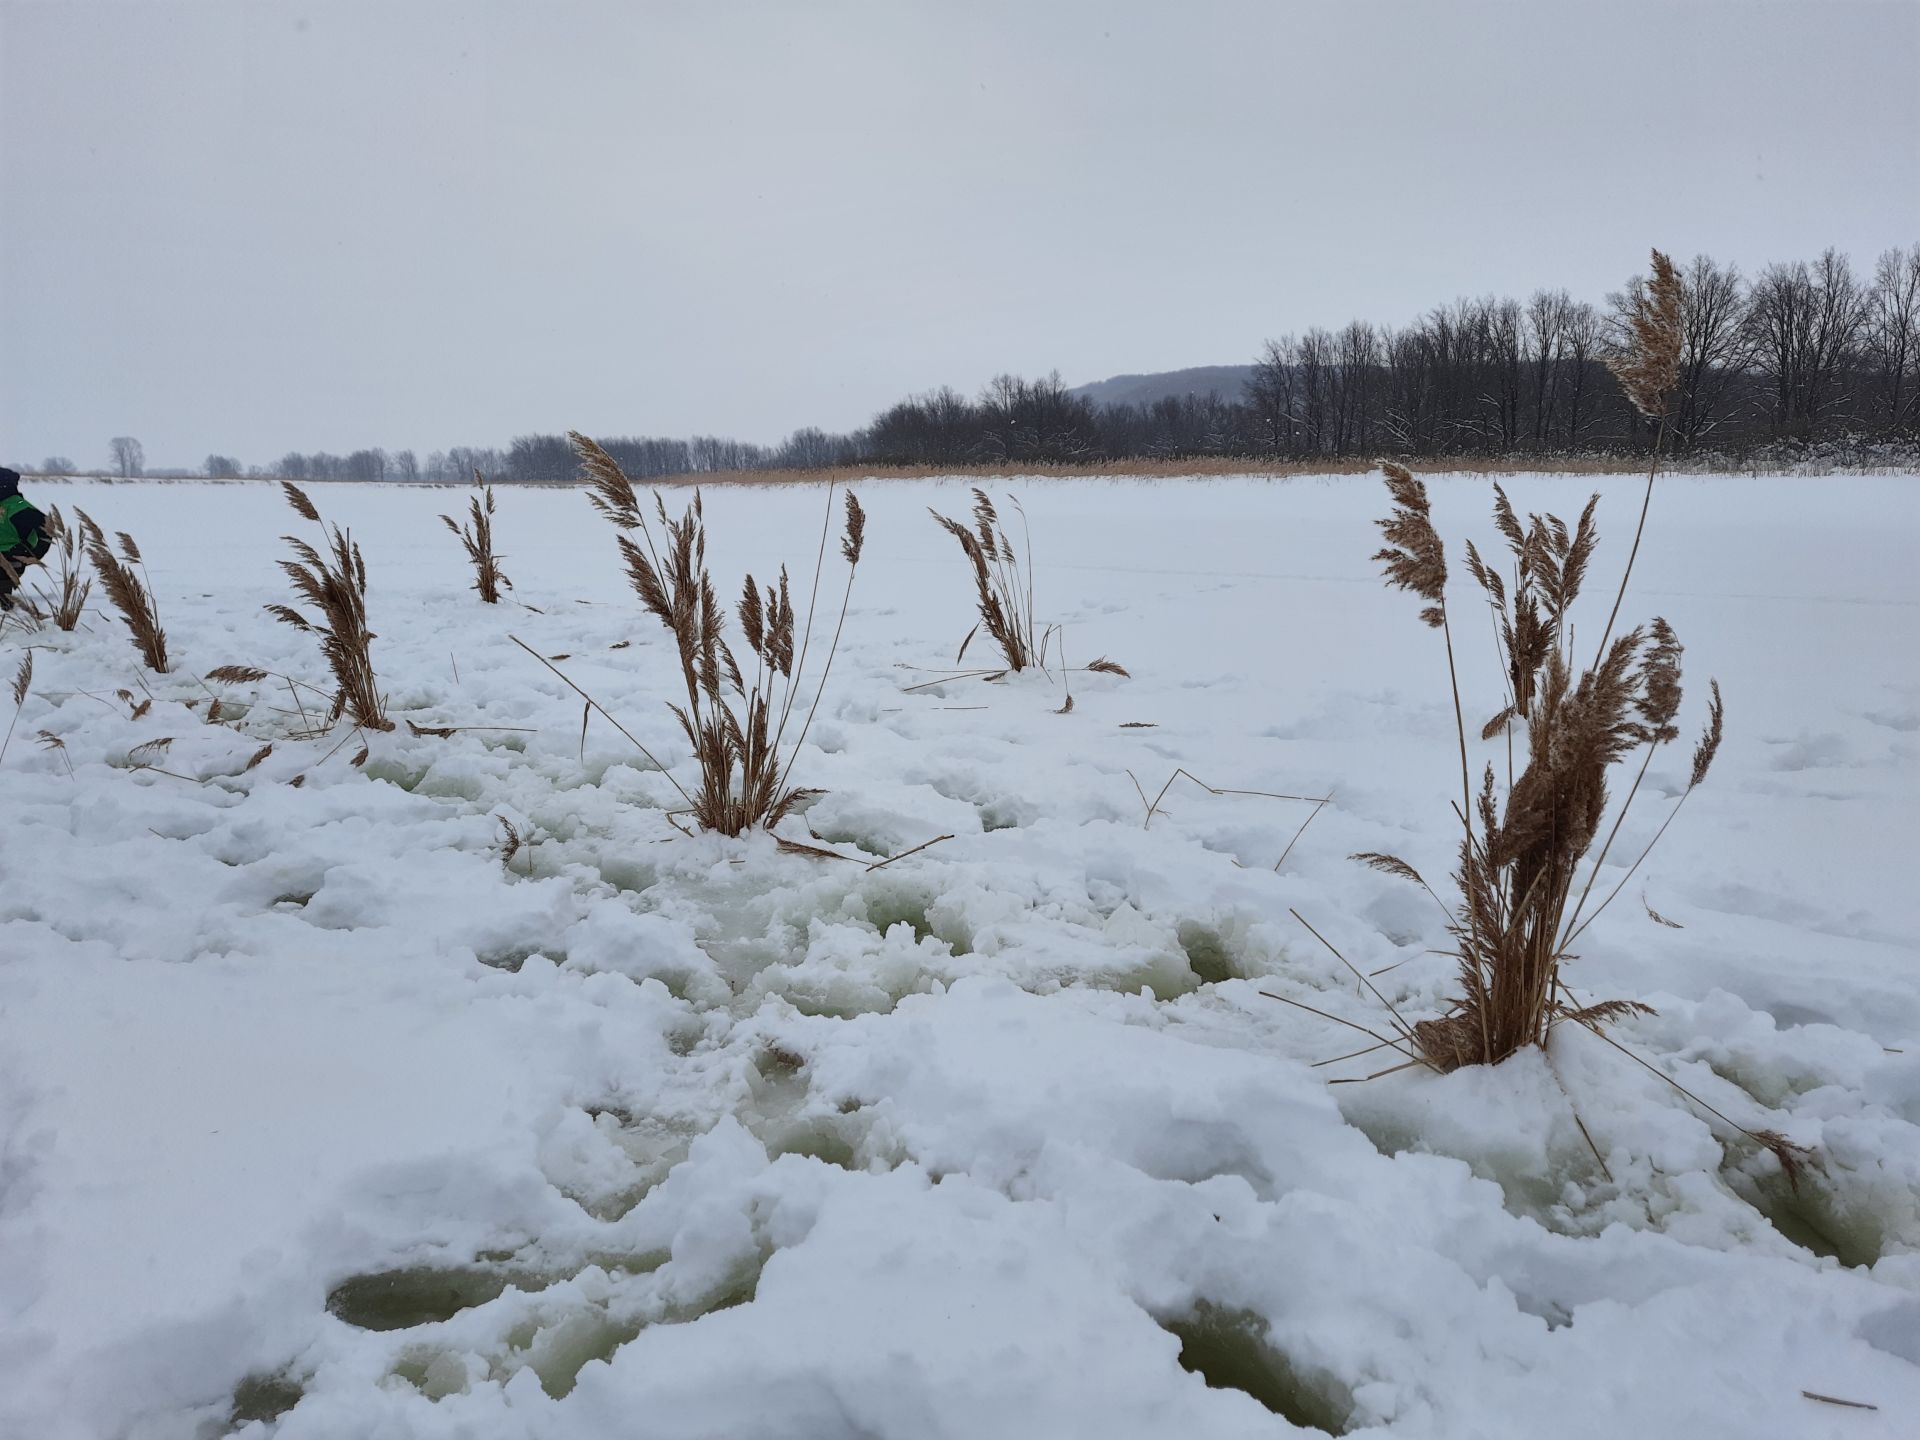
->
[[2, 471, 1917, 1438]]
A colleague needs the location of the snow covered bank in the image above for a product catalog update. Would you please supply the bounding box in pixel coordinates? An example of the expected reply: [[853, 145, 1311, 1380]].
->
[[2, 473, 1916, 1437]]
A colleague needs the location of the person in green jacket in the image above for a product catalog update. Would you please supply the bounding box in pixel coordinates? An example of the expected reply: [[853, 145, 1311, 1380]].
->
[[0, 467, 51, 610]]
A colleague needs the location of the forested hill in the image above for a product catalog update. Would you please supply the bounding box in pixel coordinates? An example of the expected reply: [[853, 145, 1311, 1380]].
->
[[1069, 366, 1257, 409]]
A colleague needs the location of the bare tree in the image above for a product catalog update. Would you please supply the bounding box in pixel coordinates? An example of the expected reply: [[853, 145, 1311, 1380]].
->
[[1866, 243, 1920, 437], [109, 436, 144, 478], [1747, 249, 1870, 440], [1559, 302, 1604, 447], [343, 448, 388, 483], [1246, 336, 1299, 455], [203, 454, 242, 477], [1672, 254, 1751, 448]]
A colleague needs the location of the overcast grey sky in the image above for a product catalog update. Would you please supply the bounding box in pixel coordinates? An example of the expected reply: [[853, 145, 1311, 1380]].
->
[[2, 0, 1916, 469]]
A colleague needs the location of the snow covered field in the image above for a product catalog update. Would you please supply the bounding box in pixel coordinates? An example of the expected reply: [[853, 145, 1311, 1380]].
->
[[2, 471, 1917, 1439]]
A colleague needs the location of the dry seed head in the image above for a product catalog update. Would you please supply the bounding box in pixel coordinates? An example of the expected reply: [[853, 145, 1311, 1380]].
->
[[1636, 617, 1684, 743], [76, 510, 169, 673], [1644, 896, 1683, 928], [1351, 851, 1427, 887], [738, 575, 766, 656], [1558, 495, 1601, 613], [571, 431, 643, 530], [1372, 462, 1448, 627], [281, 481, 321, 523], [1607, 248, 1684, 419], [1562, 999, 1657, 1027], [1690, 679, 1724, 788], [11, 653, 31, 707], [841, 492, 866, 566], [1491, 485, 1526, 556], [767, 567, 795, 676], [207, 665, 269, 684], [496, 816, 525, 866], [1750, 1128, 1813, 1193]]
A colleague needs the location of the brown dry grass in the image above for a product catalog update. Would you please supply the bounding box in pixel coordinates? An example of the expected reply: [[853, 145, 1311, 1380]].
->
[[1344, 252, 1711, 1076], [269, 482, 393, 732], [1350, 456, 1804, 1200], [37, 508, 92, 630], [441, 471, 512, 604], [572, 431, 866, 836], [1362, 459, 1726, 1072], [930, 489, 1045, 670], [75, 510, 169, 673]]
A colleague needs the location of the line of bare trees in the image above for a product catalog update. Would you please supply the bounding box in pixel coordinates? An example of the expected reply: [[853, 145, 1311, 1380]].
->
[[860, 245, 1919, 466], [29, 242, 1910, 483]]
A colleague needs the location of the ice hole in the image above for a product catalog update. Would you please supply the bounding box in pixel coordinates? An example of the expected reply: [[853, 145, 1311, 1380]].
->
[[1176, 921, 1239, 985], [1737, 1169, 1884, 1269], [1165, 1303, 1352, 1434], [326, 1264, 552, 1331], [228, 1372, 303, 1427]]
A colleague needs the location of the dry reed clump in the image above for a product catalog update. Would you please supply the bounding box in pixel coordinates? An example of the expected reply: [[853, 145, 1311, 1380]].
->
[[441, 471, 512, 604], [0, 554, 48, 635], [35, 509, 91, 630], [75, 510, 168, 673], [0, 508, 90, 636], [572, 431, 866, 837], [268, 482, 393, 732], [930, 489, 1046, 670], [1342, 250, 1709, 1078], [1362, 457, 1731, 1072], [1341, 251, 1715, 1082], [1347, 455, 1810, 1182]]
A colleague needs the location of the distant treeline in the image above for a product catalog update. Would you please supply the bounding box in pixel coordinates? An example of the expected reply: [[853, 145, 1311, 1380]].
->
[[26, 243, 1915, 482], [850, 246, 1919, 468]]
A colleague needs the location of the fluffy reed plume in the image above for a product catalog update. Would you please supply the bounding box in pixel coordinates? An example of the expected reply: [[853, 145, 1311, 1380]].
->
[[571, 432, 865, 836], [1593, 248, 1685, 665], [1360, 463, 1725, 1075], [268, 482, 393, 732], [1607, 249, 1684, 420], [931, 489, 1046, 670], [441, 470, 512, 604], [75, 509, 169, 673]]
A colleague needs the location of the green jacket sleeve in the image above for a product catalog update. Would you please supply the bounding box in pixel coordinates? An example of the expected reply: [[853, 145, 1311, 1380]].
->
[[0, 510, 18, 553]]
